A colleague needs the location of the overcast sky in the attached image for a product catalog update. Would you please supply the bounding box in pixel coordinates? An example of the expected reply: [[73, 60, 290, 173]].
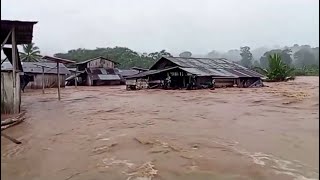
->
[[2, 0, 319, 55]]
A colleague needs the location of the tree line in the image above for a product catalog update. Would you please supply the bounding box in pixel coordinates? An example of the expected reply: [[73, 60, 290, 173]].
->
[[18, 43, 319, 76]]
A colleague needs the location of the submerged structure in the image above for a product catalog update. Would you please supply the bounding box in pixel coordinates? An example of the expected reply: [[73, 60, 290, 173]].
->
[[126, 57, 264, 90], [66, 56, 121, 86], [2, 61, 70, 89]]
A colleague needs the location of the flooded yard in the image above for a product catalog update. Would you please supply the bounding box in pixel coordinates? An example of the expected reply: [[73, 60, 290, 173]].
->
[[1, 76, 319, 180]]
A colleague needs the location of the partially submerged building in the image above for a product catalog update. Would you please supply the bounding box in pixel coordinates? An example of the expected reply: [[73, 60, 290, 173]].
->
[[1, 20, 37, 114], [2, 62, 70, 89], [126, 57, 264, 89], [66, 56, 122, 86]]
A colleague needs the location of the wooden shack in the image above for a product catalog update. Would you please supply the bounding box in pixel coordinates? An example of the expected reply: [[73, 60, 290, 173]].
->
[[67, 56, 122, 86], [126, 57, 264, 90], [76, 56, 117, 70], [2, 62, 70, 89], [1, 20, 37, 114]]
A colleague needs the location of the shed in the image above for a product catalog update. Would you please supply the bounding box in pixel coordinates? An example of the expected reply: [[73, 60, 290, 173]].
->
[[76, 56, 119, 71], [1, 20, 37, 114], [67, 56, 121, 86], [127, 57, 264, 89], [3, 62, 70, 89]]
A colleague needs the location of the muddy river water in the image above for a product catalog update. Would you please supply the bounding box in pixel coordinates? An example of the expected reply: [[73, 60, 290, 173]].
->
[[1, 76, 319, 180]]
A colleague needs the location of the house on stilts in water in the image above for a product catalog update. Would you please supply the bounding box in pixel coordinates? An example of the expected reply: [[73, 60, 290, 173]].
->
[[125, 56, 264, 90]]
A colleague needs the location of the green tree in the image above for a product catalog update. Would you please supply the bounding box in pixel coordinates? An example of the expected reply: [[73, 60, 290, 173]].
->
[[312, 47, 319, 67], [179, 51, 192, 58], [240, 46, 253, 68], [20, 43, 42, 62], [253, 60, 260, 67], [258, 54, 294, 81], [54, 47, 173, 69], [207, 50, 221, 58], [294, 48, 316, 68], [148, 50, 172, 60], [260, 49, 292, 68]]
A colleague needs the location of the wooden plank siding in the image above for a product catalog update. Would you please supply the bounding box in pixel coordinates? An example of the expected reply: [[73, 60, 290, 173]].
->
[[86, 59, 115, 69], [26, 74, 66, 89], [1, 71, 21, 114]]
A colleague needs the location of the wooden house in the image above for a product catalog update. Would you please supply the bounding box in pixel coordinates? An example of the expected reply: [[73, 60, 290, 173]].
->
[[1, 20, 37, 114], [126, 57, 264, 89], [67, 56, 122, 86], [3, 62, 70, 89]]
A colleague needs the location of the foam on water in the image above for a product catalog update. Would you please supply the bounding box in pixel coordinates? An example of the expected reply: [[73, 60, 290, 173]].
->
[[212, 138, 319, 180]]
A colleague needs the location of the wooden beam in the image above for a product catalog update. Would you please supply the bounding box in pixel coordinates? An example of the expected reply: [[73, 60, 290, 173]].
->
[[75, 66, 78, 88], [42, 66, 45, 94], [1, 57, 8, 65], [57, 62, 61, 100], [1, 29, 13, 51], [1, 132, 22, 144], [11, 27, 18, 114]]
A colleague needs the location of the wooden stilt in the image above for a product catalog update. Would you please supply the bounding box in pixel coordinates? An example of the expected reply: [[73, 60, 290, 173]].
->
[[57, 62, 61, 100], [42, 66, 45, 94], [75, 66, 78, 88], [11, 27, 17, 113]]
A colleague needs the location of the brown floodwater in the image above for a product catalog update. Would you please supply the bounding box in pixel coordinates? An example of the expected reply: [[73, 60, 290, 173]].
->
[[1, 76, 319, 180]]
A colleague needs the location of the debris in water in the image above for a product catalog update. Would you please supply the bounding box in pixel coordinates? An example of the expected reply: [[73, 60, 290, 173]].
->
[[126, 162, 158, 180]]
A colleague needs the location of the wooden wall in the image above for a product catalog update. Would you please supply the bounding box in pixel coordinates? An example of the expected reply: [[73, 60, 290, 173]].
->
[[1, 71, 21, 114], [196, 76, 212, 86], [26, 74, 66, 89], [215, 78, 235, 87], [87, 59, 115, 69]]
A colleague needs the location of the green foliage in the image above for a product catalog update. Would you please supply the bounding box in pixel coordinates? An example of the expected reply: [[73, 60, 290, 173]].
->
[[179, 51, 192, 58], [253, 60, 260, 67], [20, 43, 42, 62], [260, 49, 292, 68], [54, 47, 173, 69], [293, 65, 319, 76], [207, 50, 222, 58], [294, 48, 317, 68], [258, 54, 295, 82], [240, 46, 253, 68]]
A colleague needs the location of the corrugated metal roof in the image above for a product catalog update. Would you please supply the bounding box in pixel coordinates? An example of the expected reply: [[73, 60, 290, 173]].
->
[[126, 67, 182, 79], [150, 57, 263, 78], [86, 67, 119, 75], [1, 62, 71, 74], [97, 74, 121, 80], [76, 56, 119, 65], [42, 56, 75, 64], [117, 69, 139, 77], [1, 20, 37, 45], [85, 67, 122, 81]]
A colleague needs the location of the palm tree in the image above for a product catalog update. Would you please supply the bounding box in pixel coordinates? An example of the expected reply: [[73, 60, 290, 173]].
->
[[20, 43, 42, 62], [254, 54, 294, 82]]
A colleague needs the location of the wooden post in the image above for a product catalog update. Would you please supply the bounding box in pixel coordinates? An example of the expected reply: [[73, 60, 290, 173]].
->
[[11, 27, 17, 113], [75, 66, 78, 88], [57, 62, 61, 100], [42, 66, 45, 94]]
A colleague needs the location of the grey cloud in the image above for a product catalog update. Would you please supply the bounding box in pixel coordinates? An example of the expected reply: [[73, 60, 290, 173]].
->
[[1, 0, 318, 55]]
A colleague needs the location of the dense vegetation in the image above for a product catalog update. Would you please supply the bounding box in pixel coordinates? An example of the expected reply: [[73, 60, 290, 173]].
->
[[256, 54, 295, 82], [15, 43, 317, 76], [54, 47, 172, 69]]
